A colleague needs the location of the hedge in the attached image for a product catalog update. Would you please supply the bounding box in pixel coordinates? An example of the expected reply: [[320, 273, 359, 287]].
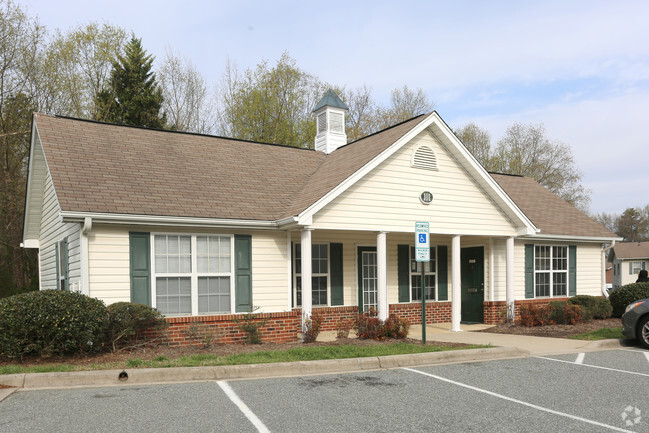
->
[[0, 290, 108, 358], [609, 283, 649, 317]]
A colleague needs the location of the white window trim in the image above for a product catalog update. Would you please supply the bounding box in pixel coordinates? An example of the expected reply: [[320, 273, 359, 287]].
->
[[150, 233, 235, 316], [294, 243, 330, 307], [534, 245, 568, 298], [630, 261, 646, 275], [409, 245, 437, 302]]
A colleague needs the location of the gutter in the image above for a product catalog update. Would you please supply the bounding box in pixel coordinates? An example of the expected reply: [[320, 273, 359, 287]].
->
[[60, 211, 279, 230], [601, 240, 616, 298]]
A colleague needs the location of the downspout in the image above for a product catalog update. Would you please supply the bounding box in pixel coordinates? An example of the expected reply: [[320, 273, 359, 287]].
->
[[80, 217, 92, 296], [601, 240, 615, 298]]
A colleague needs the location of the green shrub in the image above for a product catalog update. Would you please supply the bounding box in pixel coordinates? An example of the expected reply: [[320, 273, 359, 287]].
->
[[106, 302, 167, 351], [564, 303, 583, 325], [548, 301, 568, 324], [0, 290, 108, 358], [609, 283, 649, 317], [234, 307, 267, 344], [567, 295, 612, 321]]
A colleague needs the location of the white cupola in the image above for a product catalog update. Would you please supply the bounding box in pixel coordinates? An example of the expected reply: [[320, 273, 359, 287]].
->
[[312, 90, 348, 154]]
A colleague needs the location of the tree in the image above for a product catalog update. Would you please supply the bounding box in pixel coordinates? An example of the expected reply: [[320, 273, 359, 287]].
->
[[159, 48, 216, 134], [455, 123, 492, 166], [95, 36, 165, 128], [217, 52, 323, 147], [42, 23, 126, 118], [490, 122, 591, 212], [616, 207, 649, 242], [372, 85, 434, 131], [0, 0, 43, 295]]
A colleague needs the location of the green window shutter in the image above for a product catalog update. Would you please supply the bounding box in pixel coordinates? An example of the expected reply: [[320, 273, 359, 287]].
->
[[397, 245, 410, 302], [398, 245, 410, 302], [290, 242, 295, 308], [437, 245, 448, 301], [129, 232, 151, 305], [235, 235, 253, 313], [330, 243, 344, 306], [568, 245, 577, 296], [629, 262, 632, 275], [525, 244, 534, 299]]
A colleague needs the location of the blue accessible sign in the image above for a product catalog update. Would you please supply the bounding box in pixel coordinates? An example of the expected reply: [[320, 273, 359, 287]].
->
[[415, 222, 429, 262]]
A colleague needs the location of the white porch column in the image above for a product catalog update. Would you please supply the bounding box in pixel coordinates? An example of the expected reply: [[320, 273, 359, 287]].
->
[[377, 232, 388, 321], [301, 229, 312, 334], [489, 238, 495, 302], [451, 235, 462, 332], [506, 236, 515, 322]]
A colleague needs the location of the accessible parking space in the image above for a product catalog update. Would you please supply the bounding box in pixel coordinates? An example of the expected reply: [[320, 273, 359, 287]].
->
[[2, 349, 648, 432]]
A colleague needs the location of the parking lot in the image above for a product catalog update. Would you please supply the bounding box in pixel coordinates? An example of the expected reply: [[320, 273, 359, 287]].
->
[[1, 348, 648, 432]]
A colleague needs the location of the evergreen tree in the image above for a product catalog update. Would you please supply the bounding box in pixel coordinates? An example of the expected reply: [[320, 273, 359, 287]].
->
[[95, 36, 165, 128]]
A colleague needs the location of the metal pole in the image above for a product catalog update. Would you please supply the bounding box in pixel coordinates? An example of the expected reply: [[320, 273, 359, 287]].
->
[[421, 262, 426, 345]]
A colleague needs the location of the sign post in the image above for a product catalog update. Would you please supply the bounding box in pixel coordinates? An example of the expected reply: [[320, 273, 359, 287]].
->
[[415, 222, 429, 345]]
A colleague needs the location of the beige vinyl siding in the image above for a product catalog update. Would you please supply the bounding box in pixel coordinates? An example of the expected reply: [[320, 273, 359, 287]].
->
[[38, 168, 81, 290], [87, 226, 290, 311], [311, 130, 518, 236], [576, 244, 604, 296], [490, 240, 605, 301], [616, 259, 648, 287], [88, 225, 130, 304]]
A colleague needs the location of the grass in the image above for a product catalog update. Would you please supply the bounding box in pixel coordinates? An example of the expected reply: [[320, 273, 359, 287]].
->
[[0, 342, 488, 375], [569, 327, 624, 341]]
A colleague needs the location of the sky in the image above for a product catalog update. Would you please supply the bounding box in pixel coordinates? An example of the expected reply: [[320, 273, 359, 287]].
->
[[19, 0, 649, 215]]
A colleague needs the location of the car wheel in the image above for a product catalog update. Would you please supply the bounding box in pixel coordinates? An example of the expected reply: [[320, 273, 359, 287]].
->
[[639, 316, 649, 350]]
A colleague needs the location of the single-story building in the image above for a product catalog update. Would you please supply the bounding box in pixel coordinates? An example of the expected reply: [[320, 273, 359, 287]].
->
[[22, 91, 619, 343], [609, 242, 649, 288]]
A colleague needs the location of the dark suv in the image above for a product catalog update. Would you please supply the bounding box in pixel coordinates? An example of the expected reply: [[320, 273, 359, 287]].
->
[[622, 298, 649, 349]]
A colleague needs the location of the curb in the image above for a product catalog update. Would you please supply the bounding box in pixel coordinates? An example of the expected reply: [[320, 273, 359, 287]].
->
[[0, 346, 527, 390], [582, 338, 631, 350]]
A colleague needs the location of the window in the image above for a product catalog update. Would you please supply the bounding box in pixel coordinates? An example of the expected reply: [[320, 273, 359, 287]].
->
[[294, 244, 329, 306], [410, 246, 436, 301], [630, 261, 646, 275], [534, 246, 567, 297], [56, 238, 69, 290], [153, 234, 232, 315]]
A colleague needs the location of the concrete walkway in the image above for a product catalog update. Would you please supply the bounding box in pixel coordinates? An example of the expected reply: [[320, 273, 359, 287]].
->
[[0, 323, 626, 396]]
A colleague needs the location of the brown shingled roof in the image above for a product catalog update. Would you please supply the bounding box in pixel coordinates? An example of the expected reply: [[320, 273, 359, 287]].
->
[[36, 114, 325, 220], [34, 113, 426, 221], [612, 242, 649, 259], [490, 173, 616, 238]]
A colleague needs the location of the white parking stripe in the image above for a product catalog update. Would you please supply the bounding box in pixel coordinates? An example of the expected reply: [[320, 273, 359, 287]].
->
[[403, 367, 634, 433], [575, 353, 585, 364], [535, 356, 649, 377], [645, 352, 649, 364], [217, 381, 270, 433]]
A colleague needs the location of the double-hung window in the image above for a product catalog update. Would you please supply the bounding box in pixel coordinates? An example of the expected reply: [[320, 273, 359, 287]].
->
[[630, 261, 646, 275], [534, 246, 568, 297], [153, 234, 232, 315], [410, 246, 436, 301], [294, 244, 329, 306]]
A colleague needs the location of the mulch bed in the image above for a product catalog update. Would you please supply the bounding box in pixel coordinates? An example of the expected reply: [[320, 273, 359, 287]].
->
[[479, 318, 622, 338]]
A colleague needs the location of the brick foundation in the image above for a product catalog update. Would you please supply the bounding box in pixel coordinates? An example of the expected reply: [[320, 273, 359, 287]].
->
[[389, 302, 452, 324], [140, 311, 301, 346]]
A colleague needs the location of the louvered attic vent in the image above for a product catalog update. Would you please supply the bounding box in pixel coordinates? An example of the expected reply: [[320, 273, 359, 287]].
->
[[411, 145, 438, 170]]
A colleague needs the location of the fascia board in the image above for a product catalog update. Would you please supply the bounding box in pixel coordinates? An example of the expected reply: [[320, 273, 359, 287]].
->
[[518, 233, 623, 243], [297, 112, 439, 224], [429, 116, 538, 233], [60, 211, 279, 230]]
